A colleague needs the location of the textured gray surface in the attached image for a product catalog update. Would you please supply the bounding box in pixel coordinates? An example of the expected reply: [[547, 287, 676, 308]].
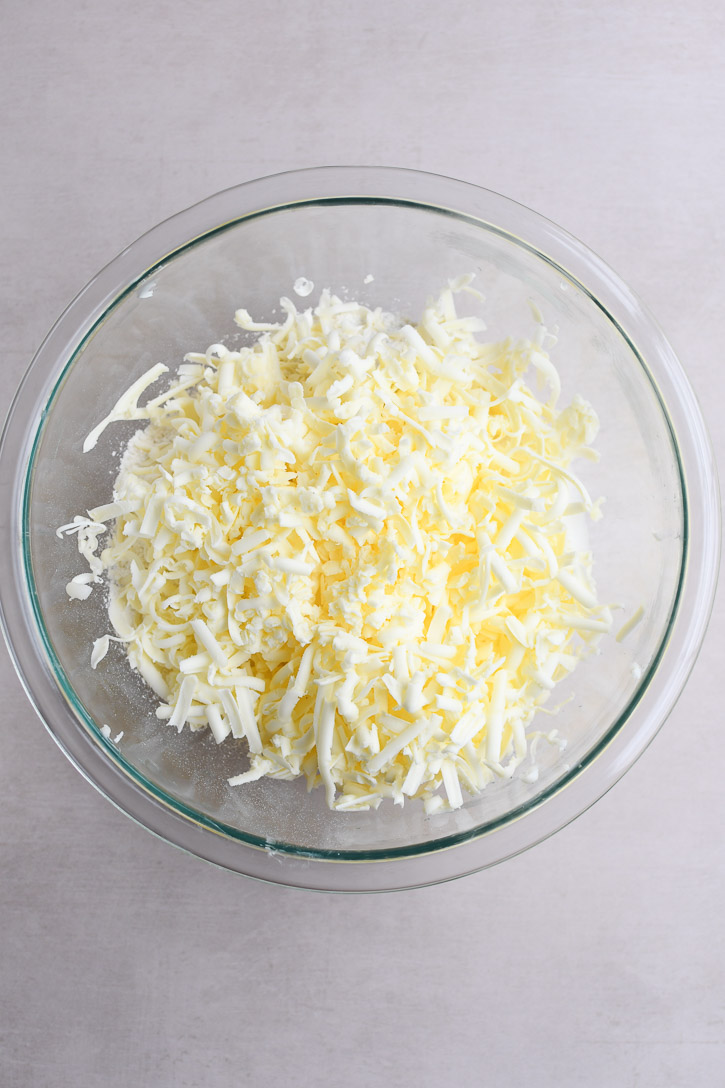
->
[[2, 2, 724, 1085]]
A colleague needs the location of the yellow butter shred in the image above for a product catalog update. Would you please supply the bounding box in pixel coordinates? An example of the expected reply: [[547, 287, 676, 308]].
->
[[60, 279, 612, 812]]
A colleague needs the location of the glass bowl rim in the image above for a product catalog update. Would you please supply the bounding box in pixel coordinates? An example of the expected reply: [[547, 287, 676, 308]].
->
[[0, 166, 719, 890]]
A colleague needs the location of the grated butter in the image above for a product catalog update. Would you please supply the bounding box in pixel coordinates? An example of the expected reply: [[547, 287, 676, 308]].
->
[[59, 278, 612, 812]]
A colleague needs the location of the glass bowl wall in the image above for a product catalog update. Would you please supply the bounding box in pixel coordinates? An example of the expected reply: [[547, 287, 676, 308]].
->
[[0, 168, 718, 890]]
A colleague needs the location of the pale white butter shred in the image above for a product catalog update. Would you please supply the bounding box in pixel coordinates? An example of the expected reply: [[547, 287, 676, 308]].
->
[[60, 279, 612, 812]]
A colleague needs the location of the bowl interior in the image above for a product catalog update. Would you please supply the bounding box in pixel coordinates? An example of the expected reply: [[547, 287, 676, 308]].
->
[[24, 198, 684, 858]]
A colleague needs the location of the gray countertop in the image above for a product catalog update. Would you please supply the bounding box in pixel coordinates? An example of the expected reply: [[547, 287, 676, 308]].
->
[[2, 2, 724, 1085]]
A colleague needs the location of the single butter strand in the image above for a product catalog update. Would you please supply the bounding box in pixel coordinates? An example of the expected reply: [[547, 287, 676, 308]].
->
[[616, 605, 645, 643], [83, 363, 168, 452]]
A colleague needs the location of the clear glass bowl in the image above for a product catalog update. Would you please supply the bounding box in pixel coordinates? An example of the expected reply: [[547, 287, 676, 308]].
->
[[0, 167, 719, 891]]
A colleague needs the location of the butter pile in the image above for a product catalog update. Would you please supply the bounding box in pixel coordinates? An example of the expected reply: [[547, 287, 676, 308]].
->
[[60, 278, 612, 813]]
